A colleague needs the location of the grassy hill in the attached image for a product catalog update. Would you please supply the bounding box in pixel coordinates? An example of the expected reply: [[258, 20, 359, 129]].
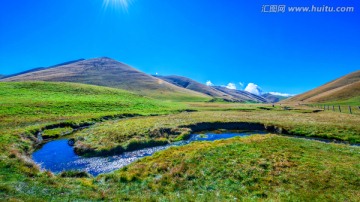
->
[[0, 81, 184, 133], [305, 81, 360, 105], [285, 70, 360, 105], [0, 58, 210, 102]]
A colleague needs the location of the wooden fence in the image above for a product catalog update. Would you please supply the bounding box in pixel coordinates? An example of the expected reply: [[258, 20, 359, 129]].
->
[[305, 104, 360, 115]]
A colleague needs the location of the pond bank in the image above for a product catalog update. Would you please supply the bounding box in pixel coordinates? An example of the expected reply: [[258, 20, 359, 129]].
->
[[32, 131, 266, 176], [73, 120, 359, 157]]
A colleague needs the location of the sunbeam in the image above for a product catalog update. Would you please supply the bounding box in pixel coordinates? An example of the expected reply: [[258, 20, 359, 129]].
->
[[103, 0, 133, 11]]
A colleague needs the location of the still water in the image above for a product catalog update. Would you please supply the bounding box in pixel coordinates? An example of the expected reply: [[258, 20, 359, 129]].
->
[[32, 131, 265, 176]]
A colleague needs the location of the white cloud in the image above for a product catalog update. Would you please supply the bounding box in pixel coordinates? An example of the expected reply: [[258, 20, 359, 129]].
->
[[226, 83, 236, 90], [238, 82, 244, 88], [269, 92, 295, 97], [206, 80, 214, 86], [244, 83, 262, 95]]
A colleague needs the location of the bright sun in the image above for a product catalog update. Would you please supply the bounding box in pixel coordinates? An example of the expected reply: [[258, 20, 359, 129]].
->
[[103, 0, 133, 10]]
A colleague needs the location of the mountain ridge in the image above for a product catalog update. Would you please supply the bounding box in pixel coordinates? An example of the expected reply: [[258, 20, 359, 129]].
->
[[154, 75, 269, 103], [213, 86, 269, 103], [0, 57, 210, 101], [262, 93, 291, 103], [2, 59, 85, 79], [1, 57, 282, 103]]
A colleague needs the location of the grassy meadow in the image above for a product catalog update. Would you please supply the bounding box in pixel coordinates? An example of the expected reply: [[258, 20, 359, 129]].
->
[[73, 110, 360, 156], [0, 81, 359, 201], [0, 82, 185, 134]]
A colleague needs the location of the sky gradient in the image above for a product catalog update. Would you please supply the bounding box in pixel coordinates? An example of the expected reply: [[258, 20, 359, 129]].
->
[[1, 0, 359, 94]]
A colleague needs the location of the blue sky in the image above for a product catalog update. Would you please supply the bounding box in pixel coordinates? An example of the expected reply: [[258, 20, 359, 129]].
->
[[0, 0, 359, 94]]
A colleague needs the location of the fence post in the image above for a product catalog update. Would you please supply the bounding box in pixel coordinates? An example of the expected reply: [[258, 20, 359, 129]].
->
[[349, 106, 352, 114], [327, 105, 329, 110], [332, 105, 334, 111], [339, 106, 341, 112], [324, 105, 326, 110]]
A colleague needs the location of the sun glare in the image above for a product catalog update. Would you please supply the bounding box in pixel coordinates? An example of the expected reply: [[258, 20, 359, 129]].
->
[[103, 0, 133, 11]]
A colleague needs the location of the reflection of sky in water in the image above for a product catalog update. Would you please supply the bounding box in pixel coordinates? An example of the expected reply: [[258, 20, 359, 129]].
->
[[32, 131, 265, 176]]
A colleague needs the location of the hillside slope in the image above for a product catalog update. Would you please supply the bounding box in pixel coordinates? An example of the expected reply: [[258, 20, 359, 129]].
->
[[1, 59, 85, 79], [155, 75, 268, 103], [262, 93, 290, 103], [213, 86, 269, 103], [1, 58, 210, 101], [154, 75, 234, 100], [285, 70, 360, 104], [306, 81, 360, 104]]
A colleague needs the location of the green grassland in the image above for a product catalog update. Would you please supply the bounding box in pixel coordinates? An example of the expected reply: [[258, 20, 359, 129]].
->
[[73, 110, 360, 156], [140, 90, 211, 102], [0, 81, 360, 201], [0, 82, 186, 134]]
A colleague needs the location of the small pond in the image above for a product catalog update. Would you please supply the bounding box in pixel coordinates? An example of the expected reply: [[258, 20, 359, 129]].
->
[[32, 130, 266, 176]]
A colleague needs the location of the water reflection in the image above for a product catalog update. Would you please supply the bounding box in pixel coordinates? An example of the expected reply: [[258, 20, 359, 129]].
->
[[32, 131, 265, 176]]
